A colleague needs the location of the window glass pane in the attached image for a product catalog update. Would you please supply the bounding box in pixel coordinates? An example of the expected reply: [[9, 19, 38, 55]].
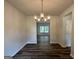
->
[[40, 26, 42, 32], [40, 26, 49, 33], [45, 26, 49, 33], [44, 26, 46, 32], [42, 26, 44, 32], [40, 26, 44, 33]]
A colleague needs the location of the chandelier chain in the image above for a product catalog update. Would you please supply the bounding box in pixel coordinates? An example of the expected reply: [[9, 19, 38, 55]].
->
[[41, 0, 43, 13]]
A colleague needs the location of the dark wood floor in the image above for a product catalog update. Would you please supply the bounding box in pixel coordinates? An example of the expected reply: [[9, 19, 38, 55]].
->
[[13, 44, 73, 59]]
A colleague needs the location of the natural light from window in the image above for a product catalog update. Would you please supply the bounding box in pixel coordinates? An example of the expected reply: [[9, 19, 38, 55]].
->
[[40, 26, 49, 33]]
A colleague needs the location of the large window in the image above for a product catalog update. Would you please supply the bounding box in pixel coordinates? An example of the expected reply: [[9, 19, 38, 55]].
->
[[40, 26, 49, 33]]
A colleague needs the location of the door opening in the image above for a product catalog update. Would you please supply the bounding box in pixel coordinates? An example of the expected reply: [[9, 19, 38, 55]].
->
[[63, 13, 72, 47], [37, 22, 50, 45]]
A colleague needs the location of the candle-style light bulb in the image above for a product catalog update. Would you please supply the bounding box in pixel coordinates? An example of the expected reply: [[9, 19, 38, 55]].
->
[[40, 13, 44, 17], [44, 18, 47, 21], [38, 18, 40, 21], [47, 16, 50, 19], [34, 16, 37, 19]]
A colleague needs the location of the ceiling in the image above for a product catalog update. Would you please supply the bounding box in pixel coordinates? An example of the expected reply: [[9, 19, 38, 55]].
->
[[6, 0, 74, 16]]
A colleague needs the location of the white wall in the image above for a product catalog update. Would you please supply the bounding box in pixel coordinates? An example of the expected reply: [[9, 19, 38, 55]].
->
[[63, 13, 72, 47], [4, 1, 36, 57], [23, 16, 37, 44], [71, 5, 74, 58], [58, 5, 73, 47], [59, 5, 74, 57], [50, 16, 60, 43]]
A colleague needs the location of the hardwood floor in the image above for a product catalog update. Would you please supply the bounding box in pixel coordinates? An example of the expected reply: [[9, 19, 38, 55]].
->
[[13, 44, 73, 59]]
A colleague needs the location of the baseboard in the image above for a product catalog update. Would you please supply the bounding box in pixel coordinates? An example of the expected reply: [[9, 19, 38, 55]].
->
[[50, 42, 66, 47], [4, 56, 12, 59], [11, 42, 37, 57], [11, 42, 28, 57], [58, 43, 67, 48], [50, 42, 59, 44], [27, 42, 37, 44], [70, 54, 74, 58]]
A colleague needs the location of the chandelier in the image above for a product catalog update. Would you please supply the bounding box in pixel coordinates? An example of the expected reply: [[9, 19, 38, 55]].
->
[[34, 0, 50, 22]]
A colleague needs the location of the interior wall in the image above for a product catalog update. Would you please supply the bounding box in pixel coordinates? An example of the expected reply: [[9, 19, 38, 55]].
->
[[63, 13, 72, 47], [50, 16, 60, 43], [24, 16, 37, 44], [4, 1, 36, 56], [59, 5, 74, 57], [4, 1, 27, 56], [58, 5, 73, 47]]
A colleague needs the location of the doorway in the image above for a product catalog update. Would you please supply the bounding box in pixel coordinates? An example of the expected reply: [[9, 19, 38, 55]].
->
[[37, 22, 50, 45], [63, 13, 72, 47]]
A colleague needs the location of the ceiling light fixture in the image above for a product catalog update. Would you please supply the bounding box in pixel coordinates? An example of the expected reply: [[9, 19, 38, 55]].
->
[[34, 0, 50, 22]]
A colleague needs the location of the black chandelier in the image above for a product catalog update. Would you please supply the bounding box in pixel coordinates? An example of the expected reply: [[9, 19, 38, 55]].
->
[[34, 0, 50, 22]]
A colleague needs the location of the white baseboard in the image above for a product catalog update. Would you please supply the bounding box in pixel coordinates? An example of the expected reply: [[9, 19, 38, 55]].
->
[[50, 42, 67, 48], [11, 42, 37, 57], [50, 42, 59, 44], [27, 42, 37, 44], [70, 54, 74, 58], [11, 42, 28, 57], [58, 43, 67, 48], [12, 42, 37, 57], [4, 56, 13, 59]]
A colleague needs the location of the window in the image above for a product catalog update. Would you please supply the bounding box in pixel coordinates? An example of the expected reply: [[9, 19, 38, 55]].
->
[[40, 26, 49, 33]]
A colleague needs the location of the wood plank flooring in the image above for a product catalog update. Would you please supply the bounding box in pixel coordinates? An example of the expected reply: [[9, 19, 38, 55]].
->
[[13, 44, 73, 59]]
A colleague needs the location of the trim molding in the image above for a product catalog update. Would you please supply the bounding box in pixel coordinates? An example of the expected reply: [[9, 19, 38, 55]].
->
[[50, 42, 67, 48], [70, 54, 74, 58], [27, 42, 37, 44], [11, 42, 37, 57], [4, 56, 13, 59], [11, 42, 28, 57], [58, 43, 67, 48], [50, 41, 59, 44], [50, 42, 66, 48]]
